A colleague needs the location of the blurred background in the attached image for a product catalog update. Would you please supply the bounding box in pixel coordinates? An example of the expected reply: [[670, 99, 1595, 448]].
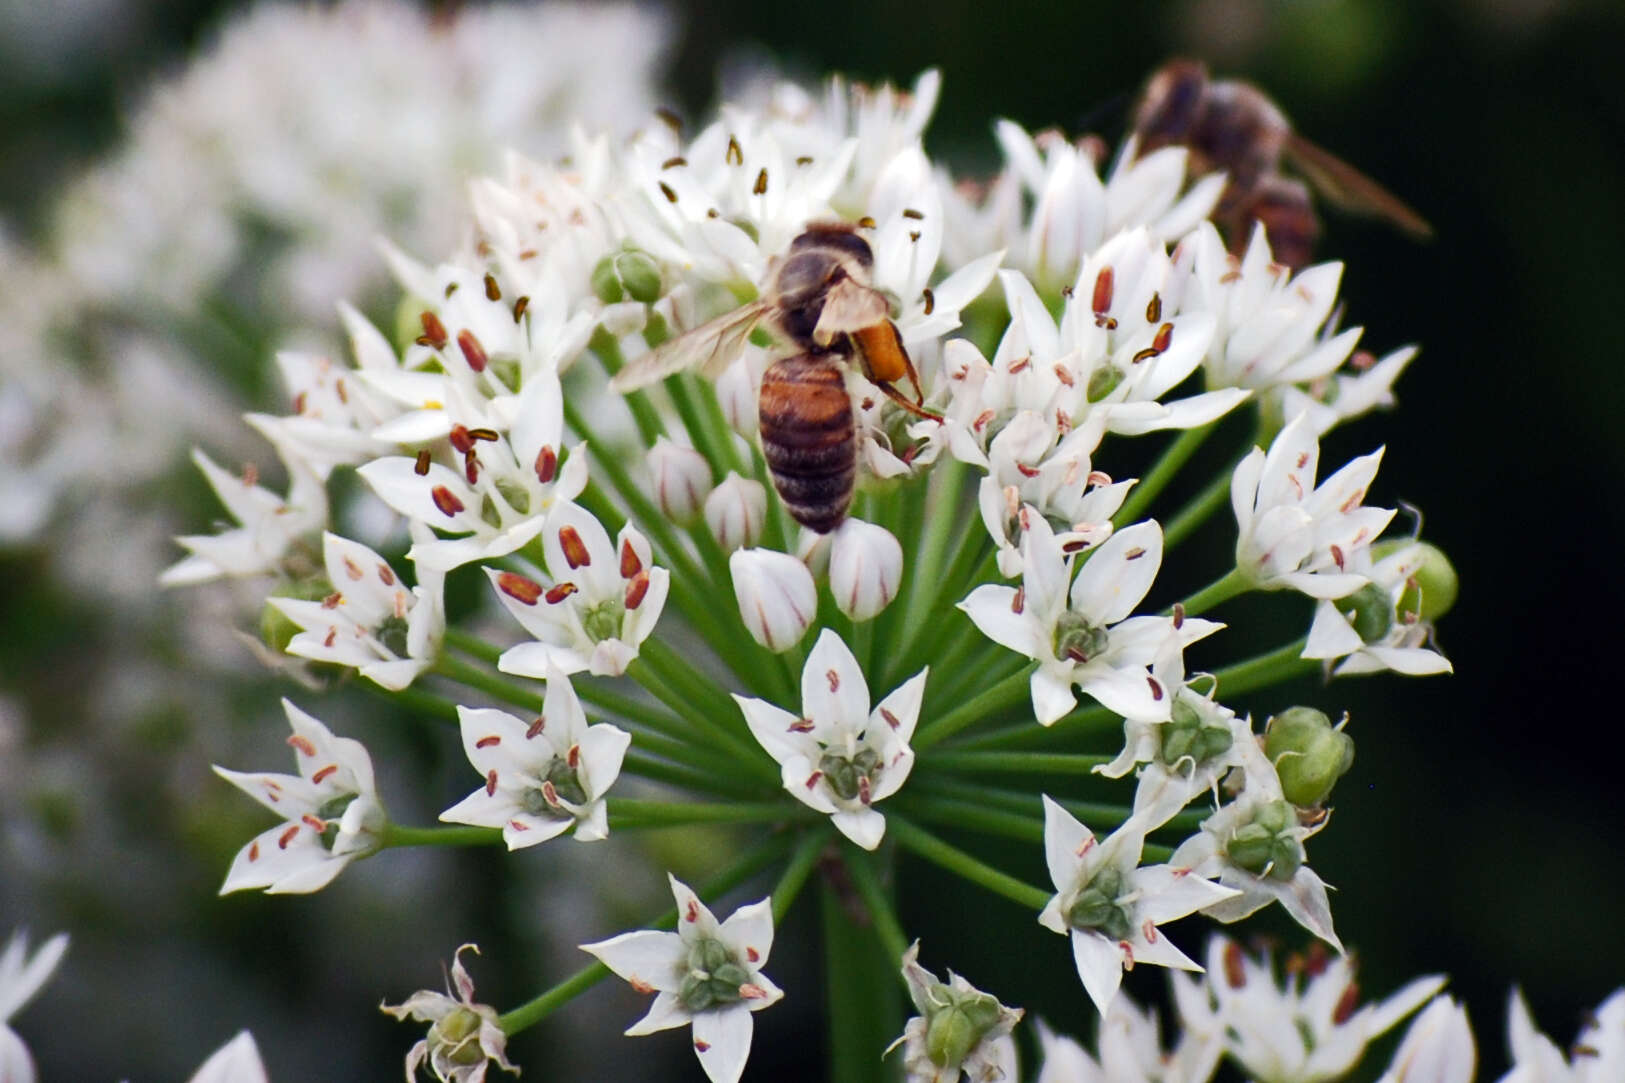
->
[[2, 0, 1622, 1078]]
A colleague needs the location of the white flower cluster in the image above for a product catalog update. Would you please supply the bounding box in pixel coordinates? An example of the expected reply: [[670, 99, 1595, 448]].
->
[[142, 57, 1474, 1083]]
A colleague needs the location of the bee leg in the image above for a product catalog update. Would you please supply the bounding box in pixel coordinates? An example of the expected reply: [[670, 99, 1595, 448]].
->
[[900, 349, 929, 407], [875, 380, 943, 423]]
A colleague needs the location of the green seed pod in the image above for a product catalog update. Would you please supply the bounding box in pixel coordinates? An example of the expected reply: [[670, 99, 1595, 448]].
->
[[818, 752, 864, 801], [1265, 707, 1354, 808], [710, 962, 750, 990], [544, 759, 590, 807], [580, 599, 625, 643], [376, 613, 410, 658], [431, 1006, 487, 1065], [1373, 540, 1458, 623], [1338, 582, 1394, 644], [695, 937, 734, 973], [617, 250, 663, 303], [1053, 612, 1110, 664], [1227, 799, 1305, 880], [679, 972, 714, 1012], [590, 254, 625, 303]]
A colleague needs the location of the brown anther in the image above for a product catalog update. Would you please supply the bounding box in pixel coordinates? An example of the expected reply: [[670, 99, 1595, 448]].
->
[[1075, 836, 1095, 857], [449, 425, 476, 454], [1141, 919, 1159, 943], [463, 454, 480, 486], [1060, 284, 1074, 298], [1573, 1044, 1601, 1059], [1219, 269, 1242, 284], [540, 780, 561, 808], [1173, 603, 1185, 630], [535, 445, 557, 485], [323, 628, 338, 648], [322, 592, 342, 609], [378, 563, 396, 586], [1148, 677, 1163, 701], [1341, 491, 1365, 514], [857, 215, 876, 229], [311, 764, 337, 785], [287, 735, 317, 757], [901, 207, 925, 220], [544, 582, 578, 605], [858, 775, 872, 806], [908, 230, 921, 242], [567, 743, 581, 769], [497, 572, 544, 605], [624, 570, 650, 610], [1011, 586, 1025, 614], [1152, 322, 1174, 353], [485, 769, 498, 797], [973, 408, 995, 433], [1145, 292, 1162, 323], [519, 249, 537, 261], [483, 272, 501, 301], [507, 819, 529, 832], [248, 841, 260, 862], [804, 771, 823, 791], [658, 181, 678, 203], [291, 390, 308, 414], [826, 669, 840, 692], [445, 282, 459, 298], [1350, 350, 1377, 371], [1012, 462, 1039, 480], [278, 825, 302, 849], [1124, 547, 1146, 560], [431, 485, 465, 518], [1007, 356, 1031, 375], [922, 286, 935, 315], [1132, 346, 1159, 364], [1094, 315, 1119, 330], [241, 463, 259, 488], [753, 168, 768, 195], [1333, 982, 1361, 1025], [745, 946, 760, 963], [414, 450, 431, 476], [419, 311, 449, 350], [629, 977, 655, 995], [725, 135, 743, 166], [795, 155, 813, 166], [475, 735, 501, 749], [685, 900, 700, 923], [655, 107, 682, 133], [558, 525, 592, 568], [457, 329, 488, 373], [1330, 544, 1346, 570], [620, 538, 643, 579], [1054, 363, 1075, 387], [1061, 539, 1087, 553], [661, 156, 687, 170], [526, 715, 546, 738], [1092, 267, 1115, 314], [693, 1040, 711, 1053], [512, 295, 530, 323], [788, 718, 815, 733], [468, 428, 499, 443], [1224, 942, 1246, 987]]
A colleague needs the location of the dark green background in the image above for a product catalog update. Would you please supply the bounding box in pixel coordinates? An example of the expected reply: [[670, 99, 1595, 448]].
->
[[3, 0, 1622, 1078]]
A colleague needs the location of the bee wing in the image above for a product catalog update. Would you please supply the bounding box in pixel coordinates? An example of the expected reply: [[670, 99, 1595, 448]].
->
[[1283, 133, 1433, 239], [811, 279, 893, 347], [608, 301, 770, 392]]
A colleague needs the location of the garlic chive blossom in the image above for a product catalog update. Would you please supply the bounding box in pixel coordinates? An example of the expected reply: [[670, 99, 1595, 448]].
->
[[582, 876, 782, 1083], [735, 629, 926, 850]]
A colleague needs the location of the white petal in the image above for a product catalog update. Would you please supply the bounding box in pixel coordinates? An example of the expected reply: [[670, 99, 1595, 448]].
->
[[801, 629, 871, 732], [1041, 795, 1093, 894], [581, 929, 686, 993], [1070, 930, 1125, 1014], [691, 1003, 755, 1083], [718, 898, 776, 971], [960, 585, 1046, 660], [1070, 521, 1163, 625], [871, 668, 928, 745], [626, 990, 692, 1035], [186, 1032, 269, 1083], [831, 808, 888, 850], [1032, 667, 1078, 726], [1132, 865, 1242, 924]]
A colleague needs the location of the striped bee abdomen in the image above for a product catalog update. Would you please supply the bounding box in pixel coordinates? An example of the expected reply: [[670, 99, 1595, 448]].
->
[[758, 354, 856, 534]]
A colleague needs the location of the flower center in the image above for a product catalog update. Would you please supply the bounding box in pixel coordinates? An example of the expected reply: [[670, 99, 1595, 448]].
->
[[1158, 698, 1233, 768], [1065, 865, 1134, 941], [1338, 582, 1394, 644], [375, 613, 410, 657], [430, 1005, 488, 1066], [818, 746, 882, 802], [519, 758, 589, 816], [678, 936, 752, 1013], [581, 598, 625, 643], [1225, 799, 1305, 881], [1052, 612, 1109, 664]]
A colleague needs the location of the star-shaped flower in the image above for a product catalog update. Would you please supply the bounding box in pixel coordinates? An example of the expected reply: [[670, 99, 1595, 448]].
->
[[381, 944, 518, 1083], [893, 942, 1023, 1083], [1303, 542, 1452, 677], [213, 699, 384, 894], [489, 501, 670, 677], [734, 628, 925, 849], [0, 929, 68, 1083], [1036, 797, 1239, 1014], [439, 664, 630, 847], [269, 527, 444, 690], [961, 515, 1221, 725], [582, 875, 783, 1083]]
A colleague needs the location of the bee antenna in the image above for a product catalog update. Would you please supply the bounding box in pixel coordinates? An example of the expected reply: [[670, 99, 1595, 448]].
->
[[1396, 499, 1424, 540]]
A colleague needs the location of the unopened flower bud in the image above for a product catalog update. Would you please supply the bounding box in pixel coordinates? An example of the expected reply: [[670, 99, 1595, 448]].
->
[[1338, 582, 1395, 644], [729, 548, 816, 652], [898, 941, 1023, 1082], [647, 438, 712, 523], [1375, 540, 1459, 623], [591, 248, 663, 304], [1265, 707, 1354, 808], [1226, 799, 1304, 881], [714, 356, 760, 435], [829, 519, 903, 621], [705, 473, 766, 551]]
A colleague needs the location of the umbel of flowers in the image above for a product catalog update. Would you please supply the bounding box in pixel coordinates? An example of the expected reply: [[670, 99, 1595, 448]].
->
[[158, 65, 1476, 1083]]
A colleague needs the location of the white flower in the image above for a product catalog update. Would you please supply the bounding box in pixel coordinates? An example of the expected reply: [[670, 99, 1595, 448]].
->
[[894, 941, 1023, 1083], [1032, 992, 1223, 1083], [1231, 411, 1391, 599], [828, 518, 903, 621], [0, 929, 68, 1083], [1378, 996, 1474, 1083], [582, 875, 783, 1083], [1036, 798, 1239, 1014], [439, 665, 630, 846], [359, 374, 589, 573], [704, 473, 768, 552], [382, 944, 519, 1083], [1499, 987, 1625, 1083], [1095, 640, 1256, 829], [160, 437, 327, 586], [1275, 345, 1419, 437], [1168, 756, 1342, 950], [1176, 936, 1444, 1083], [729, 547, 818, 652], [960, 516, 1221, 726], [213, 699, 384, 894], [647, 437, 713, 523], [489, 502, 669, 677], [735, 628, 925, 849], [1303, 542, 1452, 677], [186, 1031, 269, 1083], [269, 527, 444, 690]]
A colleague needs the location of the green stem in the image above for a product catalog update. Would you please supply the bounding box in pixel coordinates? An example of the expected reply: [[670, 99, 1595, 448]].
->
[[621, 750, 766, 799], [445, 626, 502, 665], [610, 798, 800, 829], [498, 829, 796, 1033], [625, 657, 773, 780], [433, 654, 543, 713], [889, 817, 1051, 911], [590, 329, 666, 447], [896, 794, 1042, 842], [912, 663, 1036, 752], [360, 678, 460, 726], [772, 826, 830, 923], [380, 824, 503, 848], [1112, 421, 1218, 528], [822, 866, 900, 1083], [1213, 636, 1317, 697], [844, 850, 910, 967], [924, 750, 1115, 775], [1173, 568, 1250, 618], [945, 700, 1120, 752], [1164, 460, 1237, 549]]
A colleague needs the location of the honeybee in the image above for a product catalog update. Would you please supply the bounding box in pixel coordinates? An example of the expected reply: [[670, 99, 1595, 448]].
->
[[609, 222, 935, 533], [1132, 58, 1432, 269]]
